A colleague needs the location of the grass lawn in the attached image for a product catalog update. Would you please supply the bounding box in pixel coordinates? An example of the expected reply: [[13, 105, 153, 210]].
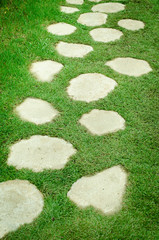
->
[[0, 0, 159, 239]]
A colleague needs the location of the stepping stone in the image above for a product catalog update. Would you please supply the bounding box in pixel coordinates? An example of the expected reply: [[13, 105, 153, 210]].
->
[[77, 12, 107, 27], [79, 109, 125, 135], [67, 165, 128, 215], [60, 6, 79, 13], [118, 19, 145, 31], [67, 73, 117, 102], [56, 41, 93, 58], [15, 98, 59, 125], [90, 28, 123, 43], [0, 180, 43, 239], [30, 60, 63, 82], [7, 135, 77, 172], [92, 2, 125, 13], [89, 0, 102, 2], [105, 57, 152, 77], [47, 22, 76, 36], [66, 0, 83, 5]]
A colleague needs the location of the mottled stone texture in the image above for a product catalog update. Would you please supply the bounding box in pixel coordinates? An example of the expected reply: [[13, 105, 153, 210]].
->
[[77, 12, 107, 27], [30, 60, 63, 82], [67, 73, 117, 102], [7, 135, 77, 172], [15, 98, 59, 125], [106, 57, 152, 77], [56, 41, 93, 58], [0, 180, 44, 239], [79, 109, 125, 135], [67, 165, 128, 215]]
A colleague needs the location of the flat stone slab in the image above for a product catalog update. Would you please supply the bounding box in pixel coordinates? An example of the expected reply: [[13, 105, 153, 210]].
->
[[56, 41, 93, 58], [66, 0, 83, 4], [89, 0, 102, 2], [7, 135, 77, 172], [92, 3, 125, 13], [77, 12, 107, 27], [79, 109, 125, 135], [90, 28, 123, 43], [60, 6, 79, 13], [67, 165, 127, 215], [30, 60, 63, 82], [67, 73, 117, 102], [118, 19, 145, 31], [105, 57, 152, 77], [0, 180, 43, 239], [15, 98, 59, 125], [47, 22, 76, 36]]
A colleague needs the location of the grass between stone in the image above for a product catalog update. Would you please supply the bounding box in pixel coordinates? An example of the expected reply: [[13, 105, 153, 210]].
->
[[0, 0, 159, 239]]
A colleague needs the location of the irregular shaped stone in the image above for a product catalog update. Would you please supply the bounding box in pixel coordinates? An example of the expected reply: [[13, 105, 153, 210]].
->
[[67, 165, 127, 215], [30, 60, 63, 82], [47, 22, 76, 36], [67, 73, 117, 102], [77, 12, 107, 27], [89, 0, 102, 2], [105, 57, 152, 77], [90, 28, 123, 43], [66, 0, 83, 5], [56, 41, 93, 58], [15, 98, 59, 125], [79, 109, 125, 135], [60, 6, 79, 13], [92, 2, 125, 13], [0, 180, 43, 239], [7, 135, 77, 172], [118, 19, 145, 31]]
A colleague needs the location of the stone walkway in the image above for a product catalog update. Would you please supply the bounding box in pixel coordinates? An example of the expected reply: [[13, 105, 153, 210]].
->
[[0, 0, 152, 238]]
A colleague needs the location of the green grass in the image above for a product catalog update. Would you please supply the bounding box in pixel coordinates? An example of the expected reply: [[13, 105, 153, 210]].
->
[[0, 0, 159, 239]]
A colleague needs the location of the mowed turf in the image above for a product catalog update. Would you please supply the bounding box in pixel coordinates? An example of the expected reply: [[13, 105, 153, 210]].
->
[[0, 0, 159, 239]]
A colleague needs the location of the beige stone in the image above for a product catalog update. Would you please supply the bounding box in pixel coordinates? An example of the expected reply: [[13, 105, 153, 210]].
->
[[67, 73, 117, 102], [66, 0, 83, 5], [47, 22, 76, 36], [79, 109, 125, 135], [67, 165, 127, 215], [30, 60, 63, 82], [90, 28, 123, 43], [7, 135, 77, 172], [92, 2, 125, 13], [0, 180, 43, 239], [15, 98, 59, 125], [105, 57, 152, 77], [118, 19, 145, 31], [89, 0, 102, 2], [60, 6, 79, 13], [56, 41, 93, 58], [77, 12, 107, 27]]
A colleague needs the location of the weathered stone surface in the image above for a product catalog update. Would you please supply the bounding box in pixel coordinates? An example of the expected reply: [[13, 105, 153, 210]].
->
[[89, 0, 102, 2], [90, 28, 123, 43], [7, 135, 77, 172], [79, 109, 125, 135], [66, 0, 83, 5], [67, 165, 127, 215], [77, 12, 107, 27], [118, 19, 145, 31], [0, 180, 43, 239], [67, 73, 117, 102], [47, 22, 76, 36], [92, 2, 125, 13], [105, 57, 152, 77], [15, 98, 59, 125], [60, 6, 79, 13], [30, 60, 63, 82], [56, 41, 93, 58]]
